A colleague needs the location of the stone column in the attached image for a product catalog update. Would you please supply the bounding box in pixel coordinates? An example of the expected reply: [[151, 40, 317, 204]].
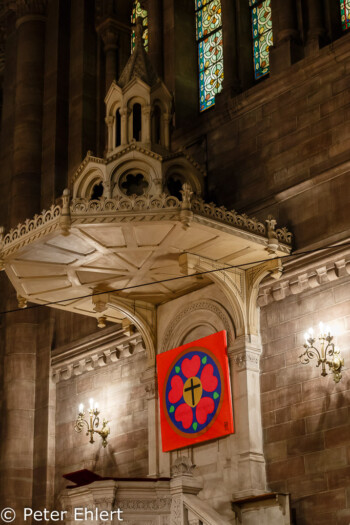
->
[[148, 0, 163, 76], [97, 18, 119, 93], [269, 0, 302, 75], [305, 0, 326, 55], [105, 115, 115, 153], [163, 113, 171, 150], [142, 105, 152, 145], [221, 0, 239, 94], [141, 367, 159, 477], [1, 2, 46, 519], [120, 107, 129, 146], [170, 457, 202, 525], [228, 335, 267, 499], [11, 0, 47, 224]]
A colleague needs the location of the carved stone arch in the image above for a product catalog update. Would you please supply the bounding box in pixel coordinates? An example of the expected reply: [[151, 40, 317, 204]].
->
[[160, 299, 235, 353], [109, 156, 161, 196], [164, 162, 202, 197], [107, 295, 156, 366], [179, 254, 246, 337], [246, 259, 283, 335], [73, 168, 106, 199], [108, 98, 123, 117]]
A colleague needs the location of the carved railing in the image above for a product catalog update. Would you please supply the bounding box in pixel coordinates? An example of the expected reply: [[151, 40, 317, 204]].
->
[[71, 194, 181, 213], [0, 192, 292, 254], [2, 204, 61, 246], [191, 197, 292, 245]]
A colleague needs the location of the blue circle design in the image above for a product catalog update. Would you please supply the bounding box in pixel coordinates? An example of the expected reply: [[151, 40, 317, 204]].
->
[[165, 348, 222, 435]]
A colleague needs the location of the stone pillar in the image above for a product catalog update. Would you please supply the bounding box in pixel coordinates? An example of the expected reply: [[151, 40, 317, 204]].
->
[[97, 18, 119, 93], [142, 105, 152, 145], [228, 335, 267, 499], [105, 115, 115, 153], [305, 0, 326, 55], [11, 1, 47, 224], [148, 0, 163, 76], [0, 2, 46, 519], [170, 457, 202, 525], [120, 107, 129, 146], [269, 0, 302, 75], [221, 0, 239, 94], [141, 367, 159, 477]]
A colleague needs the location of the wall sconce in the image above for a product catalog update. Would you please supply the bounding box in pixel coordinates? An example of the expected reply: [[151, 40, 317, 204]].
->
[[300, 322, 344, 383], [74, 398, 110, 447]]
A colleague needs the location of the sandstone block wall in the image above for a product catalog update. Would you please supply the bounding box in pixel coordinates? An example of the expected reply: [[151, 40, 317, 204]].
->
[[260, 277, 350, 525], [173, 33, 350, 250], [54, 351, 148, 496]]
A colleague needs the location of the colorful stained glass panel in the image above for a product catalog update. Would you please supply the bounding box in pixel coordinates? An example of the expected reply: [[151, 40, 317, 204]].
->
[[251, 0, 273, 80], [131, 1, 148, 52], [340, 0, 350, 30], [196, 0, 222, 40], [198, 30, 224, 111], [195, 0, 223, 112]]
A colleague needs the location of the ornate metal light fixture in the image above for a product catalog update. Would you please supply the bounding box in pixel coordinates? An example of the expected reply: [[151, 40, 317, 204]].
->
[[300, 322, 344, 383], [74, 398, 110, 447]]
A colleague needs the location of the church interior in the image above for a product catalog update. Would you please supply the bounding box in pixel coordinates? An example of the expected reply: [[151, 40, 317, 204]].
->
[[0, 0, 349, 524]]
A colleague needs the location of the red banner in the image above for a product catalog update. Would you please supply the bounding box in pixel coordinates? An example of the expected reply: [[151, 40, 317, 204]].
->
[[157, 331, 234, 452]]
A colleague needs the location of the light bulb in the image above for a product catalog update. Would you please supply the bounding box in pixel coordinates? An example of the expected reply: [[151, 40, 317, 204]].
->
[[308, 327, 314, 336], [79, 403, 84, 414], [319, 322, 324, 334], [94, 402, 99, 410], [89, 398, 94, 410], [304, 332, 309, 342]]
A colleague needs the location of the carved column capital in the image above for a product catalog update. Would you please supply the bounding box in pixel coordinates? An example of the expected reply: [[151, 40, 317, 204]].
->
[[15, 0, 47, 21], [97, 18, 119, 52]]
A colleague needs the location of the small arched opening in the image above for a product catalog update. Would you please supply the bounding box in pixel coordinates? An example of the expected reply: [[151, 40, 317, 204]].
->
[[133, 103, 142, 141], [90, 181, 104, 200], [116, 109, 121, 147]]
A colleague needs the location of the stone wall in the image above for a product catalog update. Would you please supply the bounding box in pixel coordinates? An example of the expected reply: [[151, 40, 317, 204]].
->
[[54, 348, 149, 496], [260, 275, 350, 525], [172, 32, 350, 251]]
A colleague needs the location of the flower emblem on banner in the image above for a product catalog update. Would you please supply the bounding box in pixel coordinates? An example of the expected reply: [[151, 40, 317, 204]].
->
[[157, 331, 234, 452], [164, 348, 223, 436]]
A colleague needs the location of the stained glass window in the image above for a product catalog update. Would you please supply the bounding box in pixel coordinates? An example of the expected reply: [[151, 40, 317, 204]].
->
[[340, 0, 350, 30], [195, 0, 224, 112], [250, 0, 273, 80], [131, 1, 148, 52]]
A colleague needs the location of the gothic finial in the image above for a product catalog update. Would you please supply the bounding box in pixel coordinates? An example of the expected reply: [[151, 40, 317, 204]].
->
[[59, 188, 71, 237], [180, 183, 193, 230], [266, 215, 279, 254], [135, 16, 143, 45]]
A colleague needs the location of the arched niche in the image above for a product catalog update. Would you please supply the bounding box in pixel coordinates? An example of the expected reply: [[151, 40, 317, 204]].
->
[[164, 162, 203, 197], [73, 168, 105, 199], [115, 108, 121, 147], [160, 299, 235, 353], [109, 156, 161, 197], [127, 96, 146, 143]]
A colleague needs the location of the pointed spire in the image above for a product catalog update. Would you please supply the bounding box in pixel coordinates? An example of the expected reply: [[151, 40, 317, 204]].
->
[[118, 17, 158, 88]]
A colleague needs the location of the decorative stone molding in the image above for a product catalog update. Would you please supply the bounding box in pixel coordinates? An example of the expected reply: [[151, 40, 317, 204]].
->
[[258, 251, 350, 305], [161, 299, 235, 352], [231, 350, 260, 371], [171, 457, 196, 478], [115, 498, 171, 511], [2, 203, 60, 255], [51, 327, 145, 383], [97, 17, 119, 51], [15, 0, 47, 19], [71, 194, 181, 214]]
